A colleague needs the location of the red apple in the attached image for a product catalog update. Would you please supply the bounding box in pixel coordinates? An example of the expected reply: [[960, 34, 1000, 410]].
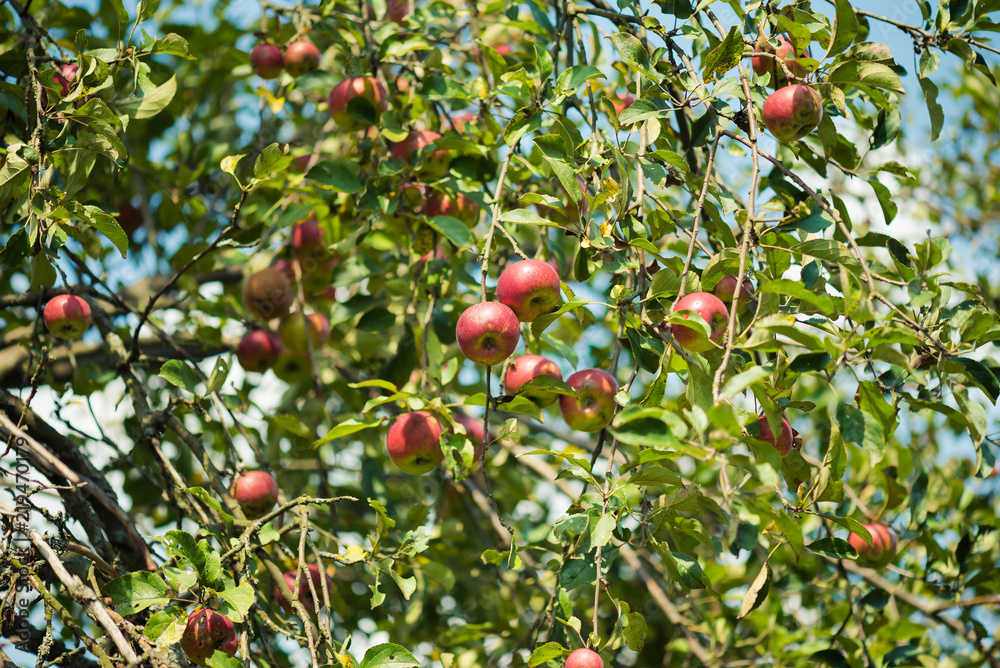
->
[[283, 41, 321, 77], [455, 302, 520, 366], [328, 76, 389, 131], [848, 523, 898, 569], [756, 414, 793, 457], [53, 64, 78, 97], [504, 354, 563, 408], [230, 470, 279, 519], [43, 294, 92, 339], [115, 202, 143, 238], [453, 414, 485, 461], [292, 154, 314, 173], [292, 217, 323, 260], [611, 92, 634, 115], [565, 648, 604, 668], [559, 368, 617, 433], [425, 191, 479, 227], [670, 292, 728, 353], [762, 84, 823, 143], [493, 44, 512, 56], [752, 35, 808, 79], [451, 111, 476, 133], [714, 275, 754, 314], [496, 259, 561, 323], [242, 267, 293, 321], [387, 411, 445, 474], [236, 329, 282, 372], [250, 43, 284, 79], [275, 564, 331, 613], [386, 0, 408, 24], [179, 609, 238, 666], [391, 130, 449, 178], [278, 312, 330, 350]]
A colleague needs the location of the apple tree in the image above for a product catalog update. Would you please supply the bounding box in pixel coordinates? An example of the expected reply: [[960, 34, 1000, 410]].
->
[[2, 0, 1000, 666]]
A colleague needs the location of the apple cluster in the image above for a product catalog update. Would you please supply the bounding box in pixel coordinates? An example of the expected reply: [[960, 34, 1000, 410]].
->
[[751, 33, 823, 143], [249, 40, 322, 80]]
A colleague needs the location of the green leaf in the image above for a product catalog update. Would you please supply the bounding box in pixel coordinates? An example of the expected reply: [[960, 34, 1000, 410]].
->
[[610, 406, 680, 449], [88, 206, 128, 258], [426, 215, 473, 248], [158, 359, 201, 393], [869, 178, 897, 224], [738, 563, 772, 618], [120, 74, 176, 119], [308, 161, 364, 193], [501, 207, 558, 226], [825, 0, 858, 57], [608, 32, 657, 80], [313, 418, 384, 447], [619, 98, 661, 126], [253, 142, 293, 180], [949, 356, 1000, 403], [143, 607, 186, 645], [719, 365, 775, 401], [555, 65, 605, 91], [807, 537, 857, 559], [216, 582, 254, 622], [160, 531, 223, 586], [621, 609, 647, 651], [103, 572, 170, 615], [701, 25, 743, 82], [358, 643, 420, 668], [528, 642, 567, 667], [591, 513, 616, 548]]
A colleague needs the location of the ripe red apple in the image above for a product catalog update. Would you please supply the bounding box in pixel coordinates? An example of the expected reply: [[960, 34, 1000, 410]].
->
[[455, 302, 520, 366], [242, 267, 293, 320], [115, 202, 143, 238], [283, 41, 321, 77], [559, 368, 617, 433], [565, 648, 604, 668], [848, 523, 898, 568], [275, 564, 331, 613], [54, 64, 78, 97], [386, 0, 408, 24], [504, 354, 563, 408], [292, 217, 323, 260], [230, 470, 279, 519], [250, 43, 284, 79], [387, 411, 445, 474], [714, 275, 754, 314], [328, 76, 389, 131], [43, 294, 92, 339], [493, 44, 512, 57], [671, 292, 728, 353], [425, 190, 479, 227], [611, 92, 634, 115], [179, 609, 238, 666], [278, 312, 330, 350], [453, 414, 485, 461], [496, 259, 561, 323], [236, 330, 282, 373], [752, 35, 808, 79], [762, 84, 823, 143], [391, 130, 449, 178], [291, 154, 314, 173], [756, 414, 793, 457]]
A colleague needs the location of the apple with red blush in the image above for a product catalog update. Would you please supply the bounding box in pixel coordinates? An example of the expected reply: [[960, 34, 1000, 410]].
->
[[504, 354, 563, 408], [179, 609, 238, 666], [714, 275, 755, 314], [230, 470, 279, 519], [328, 76, 389, 131], [559, 368, 617, 433], [670, 292, 728, 352], [752, 35, 808, 80], [755, 414, 793, 457], [236, 330, 282, 372], [387, 411, 445, 474], [762, 84, 823, 142], [43, 294, 92, 339], [275, 564, 331, 613], [250, 44, 284, 79], [455, 302, 520, 366], [391, 130, 450, 178], [564, 648, 603, 668], [848, 523, 898, 569], [283, 41, 321, 77], [496, 259, 561, 323]]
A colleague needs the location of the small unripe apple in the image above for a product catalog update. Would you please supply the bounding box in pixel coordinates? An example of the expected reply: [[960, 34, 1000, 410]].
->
[[565, 648, 604, 668], [43, 294, 92, 339], [496, 259, 561, 323], [230, 470, 279, 519], [236, 330, 282, 372], [242, 267, 293, 320], [671, 292, 728, 352], [391, 130, 449, 178], [453, 414, 485, 461], [250, 44, 284, 79], [756, 415, 793, 457], [714, 275, 754, 314], [848, 523, 898, 569], [275, 564, 331, 613], [455, 302, 521, 366], [278, 312, 330, 350], [425, 191, 479, 227], [387, 411, 444, 474], [762, 84, 823, 143], [179, 609, 238, 666], [273, 351, 312, 383], [504, 354, 563, 408], [283, 41, 321, 77], [328, 76, 389, 131], [559, 368, 617, 433], [752, 35, 808, 79]]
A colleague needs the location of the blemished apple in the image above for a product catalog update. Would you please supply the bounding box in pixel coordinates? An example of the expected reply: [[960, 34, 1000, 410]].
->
[[230, 470, 279, 519], [179, 609, 238, 666], [236, 330, 283, 373], [272, 351, 312, 383], [283, 41, 321, 77], [715, 275, 754, 314], [242, 267, 293, 320], [425, 190, 479, 227], [453, 414, 485, 461], [762, 84, 823, 142], [275, 564, 331, 613], [496, 259, 561, 323], [250, 43, 284, 79], [504, 354, 563, 408], [848, 523, 898, 568], [559, 368, 617, 433], [390, 129, 449, 178], [43, 294, 92, 339], [328, 76, 389, 131], [455, 302, 521, 366], [756, 414, 793, 457], [387, 411, 445, 474], [671, 292, 728, 352], [278, 312, 331, 350], [752, 35, 808, 79], [565, 648, 604, 668]]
